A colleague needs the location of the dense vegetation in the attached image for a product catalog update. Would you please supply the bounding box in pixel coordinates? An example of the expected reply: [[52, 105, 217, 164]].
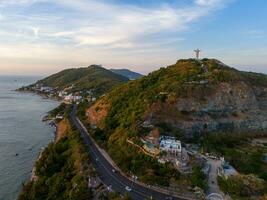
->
[[95, 59, 267, 139], [36, 65, 129, 96], [201, 132, 267, 181], [190, 166, 208, 190], [218, 175, 267, 199], [19, 121, 92, 200], [86, 59, 267, 187]]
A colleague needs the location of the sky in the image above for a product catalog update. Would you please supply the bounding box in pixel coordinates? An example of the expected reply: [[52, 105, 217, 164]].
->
[[0, 0, 266, 75]]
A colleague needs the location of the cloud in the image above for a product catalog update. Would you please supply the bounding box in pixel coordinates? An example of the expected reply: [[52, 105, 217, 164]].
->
[[46, 0, 226, 48], [0, 0, 231, 75], [0, 0, 227, 48], [195, 0, 224, 6], [244, 30, 266, 39]]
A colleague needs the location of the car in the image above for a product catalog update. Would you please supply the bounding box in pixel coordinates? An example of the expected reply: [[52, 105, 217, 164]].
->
[[125, 186, 132, 192], [96, 157, 99, 162], [112, 169, 116, 173]]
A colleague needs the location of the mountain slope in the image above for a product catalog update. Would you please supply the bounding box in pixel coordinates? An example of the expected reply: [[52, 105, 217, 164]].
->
[[87, 59, 267, 138], [36, 65, 129, 96], [84, 58, 267, 187], [110, 69, 143, 80]]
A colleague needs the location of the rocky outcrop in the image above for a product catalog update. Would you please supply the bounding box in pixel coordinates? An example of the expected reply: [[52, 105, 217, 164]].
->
[[150, 82, 267, 136]]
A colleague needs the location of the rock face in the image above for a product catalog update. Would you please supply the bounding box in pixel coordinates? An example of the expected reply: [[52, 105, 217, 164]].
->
[[150, 81, 267, 136]]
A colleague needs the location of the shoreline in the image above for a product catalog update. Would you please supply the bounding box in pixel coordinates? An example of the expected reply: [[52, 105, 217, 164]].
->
[[16, 88, 61, 187], [28, 120, 59, 184], [16, 89, 62, 102]]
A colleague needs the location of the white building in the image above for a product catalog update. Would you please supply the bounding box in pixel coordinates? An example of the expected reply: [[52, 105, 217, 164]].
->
[[64, 94, 73, 101], [160, 137, 182, 154], [58, 91, 68, 97], [40, 86, 53, 92], [73, 95, 82, 101], [64, 94, 82, 102]]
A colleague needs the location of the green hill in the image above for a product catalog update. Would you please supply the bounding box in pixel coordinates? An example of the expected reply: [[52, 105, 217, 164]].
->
[[36, 65, 129, 96], [84, 58, 267, 187], [88, 59, 267, 137]]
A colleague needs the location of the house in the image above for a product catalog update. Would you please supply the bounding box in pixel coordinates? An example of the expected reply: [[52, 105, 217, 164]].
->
[[159, 136, 182, 155], [64, 94, 73, 101], [64, 94, 82, 102], [56, 115, 64, 120], [58, 91, 68, 97], [73, 95, 82, 101], [40, 86, 53, 92]]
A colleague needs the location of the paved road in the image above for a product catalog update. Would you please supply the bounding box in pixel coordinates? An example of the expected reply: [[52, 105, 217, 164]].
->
[[206, 159, 224, 200], [70, 105, 194, 200]]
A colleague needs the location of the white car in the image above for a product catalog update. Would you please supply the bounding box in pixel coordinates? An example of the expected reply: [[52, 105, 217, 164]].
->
[[125, 186, 132, 192], [112, 169, 116, 173]]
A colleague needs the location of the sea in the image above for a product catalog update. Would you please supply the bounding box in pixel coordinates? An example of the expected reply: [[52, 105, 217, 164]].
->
[[0, 76, 59, 200]]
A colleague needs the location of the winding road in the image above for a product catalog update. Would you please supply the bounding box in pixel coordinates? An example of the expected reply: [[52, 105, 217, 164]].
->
[[70, 105, 194, 200]]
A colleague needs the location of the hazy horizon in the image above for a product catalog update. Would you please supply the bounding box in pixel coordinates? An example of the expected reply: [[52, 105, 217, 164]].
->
[[0, 0, 266, 75]]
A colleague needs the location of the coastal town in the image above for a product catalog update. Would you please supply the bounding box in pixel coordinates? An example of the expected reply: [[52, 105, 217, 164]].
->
[[19, 83, 97, 104]]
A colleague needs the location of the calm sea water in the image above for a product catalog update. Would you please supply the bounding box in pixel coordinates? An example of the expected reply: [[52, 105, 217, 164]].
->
[[0, 76, 59, 200]]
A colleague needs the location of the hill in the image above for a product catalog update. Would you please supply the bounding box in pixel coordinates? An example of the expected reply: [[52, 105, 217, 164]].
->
[[36, 65, 129, 96], [87, 58, 267, 139], [110, 69, 143, 80]]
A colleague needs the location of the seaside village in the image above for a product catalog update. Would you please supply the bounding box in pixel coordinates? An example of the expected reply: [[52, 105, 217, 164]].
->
[[27, 83, 239, 193], [25, 83, 97, 104]]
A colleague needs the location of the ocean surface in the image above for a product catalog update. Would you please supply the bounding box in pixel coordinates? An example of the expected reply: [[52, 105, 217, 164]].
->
[[0, 76, 59, 200]]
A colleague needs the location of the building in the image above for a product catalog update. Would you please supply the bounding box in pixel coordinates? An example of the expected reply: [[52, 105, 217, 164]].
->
[[58, 91, 68, 98], [159, 136, 182, 155], [40, 86, 53, 92], [64, 94, 82, 102]]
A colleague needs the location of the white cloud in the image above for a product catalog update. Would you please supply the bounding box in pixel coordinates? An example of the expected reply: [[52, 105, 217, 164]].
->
[[245, 30, 266, 39], [195, 0, 223, 6], [47, 0, 226, 48], [0, 0, 231, 75]]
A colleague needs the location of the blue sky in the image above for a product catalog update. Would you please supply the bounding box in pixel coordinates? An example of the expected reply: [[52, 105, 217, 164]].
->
[[0, 0, 266, 75]]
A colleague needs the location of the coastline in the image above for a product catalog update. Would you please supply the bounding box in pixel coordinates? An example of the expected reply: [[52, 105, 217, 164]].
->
[[0, 78, 60, 200], [17, 88, 61, 189], [16, 89, 62, 102]]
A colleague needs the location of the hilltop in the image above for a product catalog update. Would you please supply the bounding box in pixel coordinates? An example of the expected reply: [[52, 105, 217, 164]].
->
[[87, 58, 267, 138], [34, 65, 129, 96], [110, 69, 143, 80]]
